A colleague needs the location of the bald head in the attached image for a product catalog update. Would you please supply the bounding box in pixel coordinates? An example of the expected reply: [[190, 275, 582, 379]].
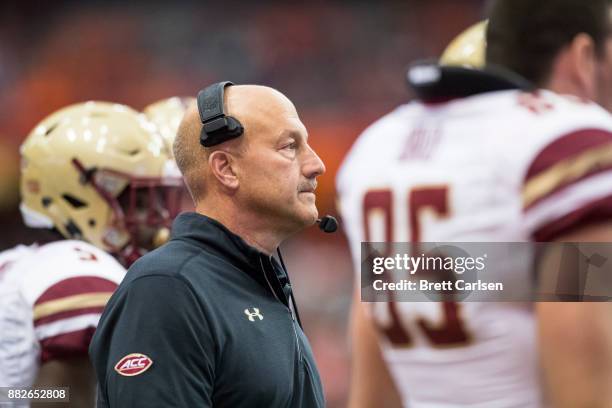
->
[[173, 84, 300, 204], [225, 85, 299, 137]]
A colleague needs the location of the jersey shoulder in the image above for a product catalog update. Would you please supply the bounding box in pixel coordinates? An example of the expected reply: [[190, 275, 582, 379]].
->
[[0, 244, 37, 280], [453, 90, 612, 186], [488, 90, 611, 141], [503, 92, 612, 240], [12, 240, 125, 306], [2, 240, 126, 363]]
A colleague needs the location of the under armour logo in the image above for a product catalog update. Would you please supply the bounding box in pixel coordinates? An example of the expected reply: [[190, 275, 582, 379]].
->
[[244, 308, 263, 322]]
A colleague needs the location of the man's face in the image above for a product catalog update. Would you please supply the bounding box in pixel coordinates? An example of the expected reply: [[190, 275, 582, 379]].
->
[[233, 94, 325, 232]]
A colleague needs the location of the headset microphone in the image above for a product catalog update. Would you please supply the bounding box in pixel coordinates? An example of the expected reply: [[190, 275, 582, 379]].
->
[[317, 215, 338, 233]]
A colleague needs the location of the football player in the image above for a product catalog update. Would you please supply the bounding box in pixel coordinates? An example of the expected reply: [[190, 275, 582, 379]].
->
[[337, 0, 612, 406], [0, 102, 181, 406]]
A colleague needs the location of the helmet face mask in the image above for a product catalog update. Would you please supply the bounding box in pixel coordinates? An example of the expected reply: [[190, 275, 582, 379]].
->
[[73, 158, 183, 264], [20, 101, 183, 265]]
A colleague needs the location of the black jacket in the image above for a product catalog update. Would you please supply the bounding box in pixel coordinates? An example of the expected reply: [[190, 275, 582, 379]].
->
[[89, 212, 325, 407]]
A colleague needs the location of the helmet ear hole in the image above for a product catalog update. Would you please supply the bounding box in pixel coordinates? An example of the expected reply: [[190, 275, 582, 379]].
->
[[41, 197, 52, 207], [62, 194, 88, 209], [65, 220, 82, 238], [88, 219, 96, 227]]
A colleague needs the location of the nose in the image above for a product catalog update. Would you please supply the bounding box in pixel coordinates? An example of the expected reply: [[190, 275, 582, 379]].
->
[[302, 144, 326, 179]]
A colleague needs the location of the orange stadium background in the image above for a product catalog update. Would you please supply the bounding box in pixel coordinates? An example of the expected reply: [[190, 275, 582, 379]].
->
[[0, 1, 484, 405]]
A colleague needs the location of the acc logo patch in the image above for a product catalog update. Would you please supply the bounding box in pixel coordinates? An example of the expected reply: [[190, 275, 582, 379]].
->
[[114, 353, 153, 376]]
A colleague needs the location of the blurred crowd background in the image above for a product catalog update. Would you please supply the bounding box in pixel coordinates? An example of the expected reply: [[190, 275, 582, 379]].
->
[[0, 1, 484, 405]]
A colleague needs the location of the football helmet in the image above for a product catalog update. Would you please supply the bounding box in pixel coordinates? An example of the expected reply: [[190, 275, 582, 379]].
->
[[143, 97, 195, 158], [440, 21, 487, 68], [20, 101, 183, 265]]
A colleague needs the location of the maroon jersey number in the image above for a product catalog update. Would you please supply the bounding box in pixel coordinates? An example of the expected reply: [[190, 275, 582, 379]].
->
[[363, 186, 470, 348]]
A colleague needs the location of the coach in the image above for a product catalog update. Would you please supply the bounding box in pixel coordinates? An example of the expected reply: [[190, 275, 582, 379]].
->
[[89, 82, 326, 407]]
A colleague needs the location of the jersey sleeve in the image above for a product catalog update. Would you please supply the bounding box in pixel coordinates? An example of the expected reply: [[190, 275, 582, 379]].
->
[[33, 276, 118, 363], [90, 275, 215, 408], [522, 127, 612, 241]]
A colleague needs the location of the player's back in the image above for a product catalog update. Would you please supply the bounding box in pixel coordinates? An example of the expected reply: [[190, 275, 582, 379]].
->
[[0, 240, 125, 390], [337, 89, 612, 407]]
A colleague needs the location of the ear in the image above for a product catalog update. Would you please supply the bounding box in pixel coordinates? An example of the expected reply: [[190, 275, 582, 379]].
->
[[208, 151, 239, 190], [568, 33, 597, 98]]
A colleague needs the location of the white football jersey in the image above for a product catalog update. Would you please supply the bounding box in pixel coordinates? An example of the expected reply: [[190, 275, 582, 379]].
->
[[0, 240, 125, 395], [337, 89, 612, 407]]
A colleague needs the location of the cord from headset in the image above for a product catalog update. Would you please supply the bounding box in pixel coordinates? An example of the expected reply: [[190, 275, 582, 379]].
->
[[276, 247, 303, 329]]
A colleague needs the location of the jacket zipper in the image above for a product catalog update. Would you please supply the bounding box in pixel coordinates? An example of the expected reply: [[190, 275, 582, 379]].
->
[[259, 255, 302, 359]]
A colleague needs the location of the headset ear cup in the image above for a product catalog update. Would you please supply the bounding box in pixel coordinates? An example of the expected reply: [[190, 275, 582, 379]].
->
[[197, 81, 244, 148]]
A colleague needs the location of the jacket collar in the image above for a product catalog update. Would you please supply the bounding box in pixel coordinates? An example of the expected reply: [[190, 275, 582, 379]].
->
[[170, 212, 288, 304]]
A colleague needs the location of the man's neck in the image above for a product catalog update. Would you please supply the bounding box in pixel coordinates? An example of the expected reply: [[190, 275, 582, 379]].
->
[[547, 74, 590, 101], [195, 201, 284, 255]]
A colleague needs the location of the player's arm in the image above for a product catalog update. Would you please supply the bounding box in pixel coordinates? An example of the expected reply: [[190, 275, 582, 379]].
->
[[30, 275, 118, 408], [522, 123, 612, 407], [537, 223, 612, 408], [32, 357, 95, 408], [348, 289, 403, 408]]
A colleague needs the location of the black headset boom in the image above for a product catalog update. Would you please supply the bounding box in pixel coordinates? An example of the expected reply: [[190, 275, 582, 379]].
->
[[197, 81, 244, 147]]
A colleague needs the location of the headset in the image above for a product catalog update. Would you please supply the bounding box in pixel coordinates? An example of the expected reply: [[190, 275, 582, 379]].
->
[[197, 81, 244, 147]]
